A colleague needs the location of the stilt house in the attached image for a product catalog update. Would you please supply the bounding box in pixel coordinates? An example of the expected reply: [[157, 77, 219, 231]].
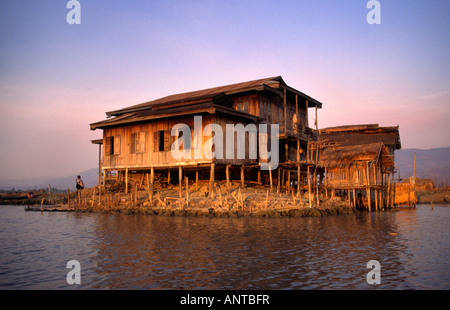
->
[[90, 76, 323, 194], [318, 124, 401, 210]]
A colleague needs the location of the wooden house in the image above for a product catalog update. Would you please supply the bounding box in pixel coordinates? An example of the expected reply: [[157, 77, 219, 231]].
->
[[317, 124, 401, 210], [90, 76, 323, 195]]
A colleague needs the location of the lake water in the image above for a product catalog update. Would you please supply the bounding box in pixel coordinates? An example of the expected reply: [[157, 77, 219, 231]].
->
[[0, 204, 449, 290]]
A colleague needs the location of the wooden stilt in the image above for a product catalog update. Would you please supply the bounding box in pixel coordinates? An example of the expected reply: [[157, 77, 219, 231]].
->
[[168, 170, 171, 184], [226, 165, 230, 194], [150, 168, 154, 202], [307, 166, 312, 208], [277, 168, 281, 194], [269, 167, 273, 191], [125, 168, 128, 194], [240, 166, 245, 189], [196, 170, 199, 192], [209, 163, 215, 198], [179, 166, 182, 198], [185, 176, 189, 206]]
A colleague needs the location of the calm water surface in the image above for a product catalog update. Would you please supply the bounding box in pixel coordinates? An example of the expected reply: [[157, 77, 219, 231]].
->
[[0, 204, 449, 289]]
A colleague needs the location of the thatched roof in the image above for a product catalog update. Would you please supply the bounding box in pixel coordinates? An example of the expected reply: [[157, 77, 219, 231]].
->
[[319, 124, 401, 150], [319, 142, 394, 169]]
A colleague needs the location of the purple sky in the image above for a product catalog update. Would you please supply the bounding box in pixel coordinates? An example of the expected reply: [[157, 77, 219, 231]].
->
[[0, 0, 449, 181]]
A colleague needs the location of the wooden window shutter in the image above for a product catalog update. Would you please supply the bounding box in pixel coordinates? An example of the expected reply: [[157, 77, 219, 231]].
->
[[139, 132, 145, 153], [164, 130, 170, 151], [114, 136, 121, 155], [105, 136, 112, 155], [153, 132, 158, 152]]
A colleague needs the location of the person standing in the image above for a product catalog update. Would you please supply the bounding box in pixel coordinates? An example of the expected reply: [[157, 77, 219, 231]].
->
[[76, 175, 84, 190]]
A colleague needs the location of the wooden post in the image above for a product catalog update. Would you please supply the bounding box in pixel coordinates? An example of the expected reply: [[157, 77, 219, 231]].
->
[[375, 189, 378, 211], [353, 188, 356, 208], [98, 144, 102, 187], [307, 166, 312, 208], [103, 169, 106, 191], [209, 163, 215, 198], [125, 168, 128, 194], [297, 164, 301, 196], [48, 184, 52, 204], [168, 169, 171, 184], [305, 99, 309, 128], [196, 170, 199, 192], [277, 168, 281, 193], [387, 173, 391, 208], [269, 167, 273, 191], [226, 165, 230, 194], [257, 170, 261, 185], [185, 176, 189, 207], [287, 170, 291, 193], [67, 188, 70, 208], [150, 168, 154, 202], [240, 166, 245, 189], [179, 166, 182, 198]]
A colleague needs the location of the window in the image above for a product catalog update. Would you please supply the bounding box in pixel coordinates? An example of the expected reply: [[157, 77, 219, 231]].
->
[[243, 101, 249, 113], [131, 132, 146, 154], [153, 130, 170, 152], [105, 135, 121, 155]]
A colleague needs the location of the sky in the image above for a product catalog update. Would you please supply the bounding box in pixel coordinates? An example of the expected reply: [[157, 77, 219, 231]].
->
[[0, 0, 449, 182]]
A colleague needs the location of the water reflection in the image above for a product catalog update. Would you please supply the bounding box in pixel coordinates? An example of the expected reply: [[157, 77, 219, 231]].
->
[[0, 205, 449, 289]]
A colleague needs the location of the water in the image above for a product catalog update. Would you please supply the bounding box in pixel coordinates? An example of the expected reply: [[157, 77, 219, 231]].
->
[[0, 204, 449, 290]]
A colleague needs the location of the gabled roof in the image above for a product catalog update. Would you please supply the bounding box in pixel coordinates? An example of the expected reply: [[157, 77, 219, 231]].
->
[[90, 76, 324, 130]]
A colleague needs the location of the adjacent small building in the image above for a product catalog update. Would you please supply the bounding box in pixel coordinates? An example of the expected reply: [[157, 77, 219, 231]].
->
[[318, 124, 402, 209]]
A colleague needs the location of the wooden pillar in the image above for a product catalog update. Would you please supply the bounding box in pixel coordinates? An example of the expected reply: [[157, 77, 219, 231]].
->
[[226, 165, 230, 194], [305, 99, 309, 128], [277, 168, 281, 193], [150, 168, 154, 202], [240, 166, 245, 189], [168, 169, 171, 184], [98, 144, 102, 186], [307, 166, 312, 208], [125, 168, 128, 194], [185, 176, 189, 206], [257, 170, 261, 185], [287, 170, 291, 193], [196, 170, 199, 192], [103, 169, 106, 191], [297, 164, 301, 196], [375, 189, 378, 211], [209, 163, 215, 198], [179, 166, 182, 198], [269, 167, 273, 191]]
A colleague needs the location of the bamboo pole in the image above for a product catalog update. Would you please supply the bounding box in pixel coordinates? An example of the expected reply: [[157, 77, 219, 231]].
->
[[185, 176, 189, 207], [196, 170, 199, 192], [269, 167, 273, 192], [277, 168, 280, 194], [209, 163, 215, 198], [240, 166, 245, 189], [226, 165, 230, 194], [125, 168, 128, 194], [307, 166, 312, 208], [179, 166, 182, 198]]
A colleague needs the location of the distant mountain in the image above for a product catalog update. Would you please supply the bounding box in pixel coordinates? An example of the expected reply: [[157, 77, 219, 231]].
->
[[0, 168, 99, 191], [395, 147, 450, 183]]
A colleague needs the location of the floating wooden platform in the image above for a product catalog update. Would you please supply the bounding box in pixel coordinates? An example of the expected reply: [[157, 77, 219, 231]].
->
[[24, 204, 75, 212]]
